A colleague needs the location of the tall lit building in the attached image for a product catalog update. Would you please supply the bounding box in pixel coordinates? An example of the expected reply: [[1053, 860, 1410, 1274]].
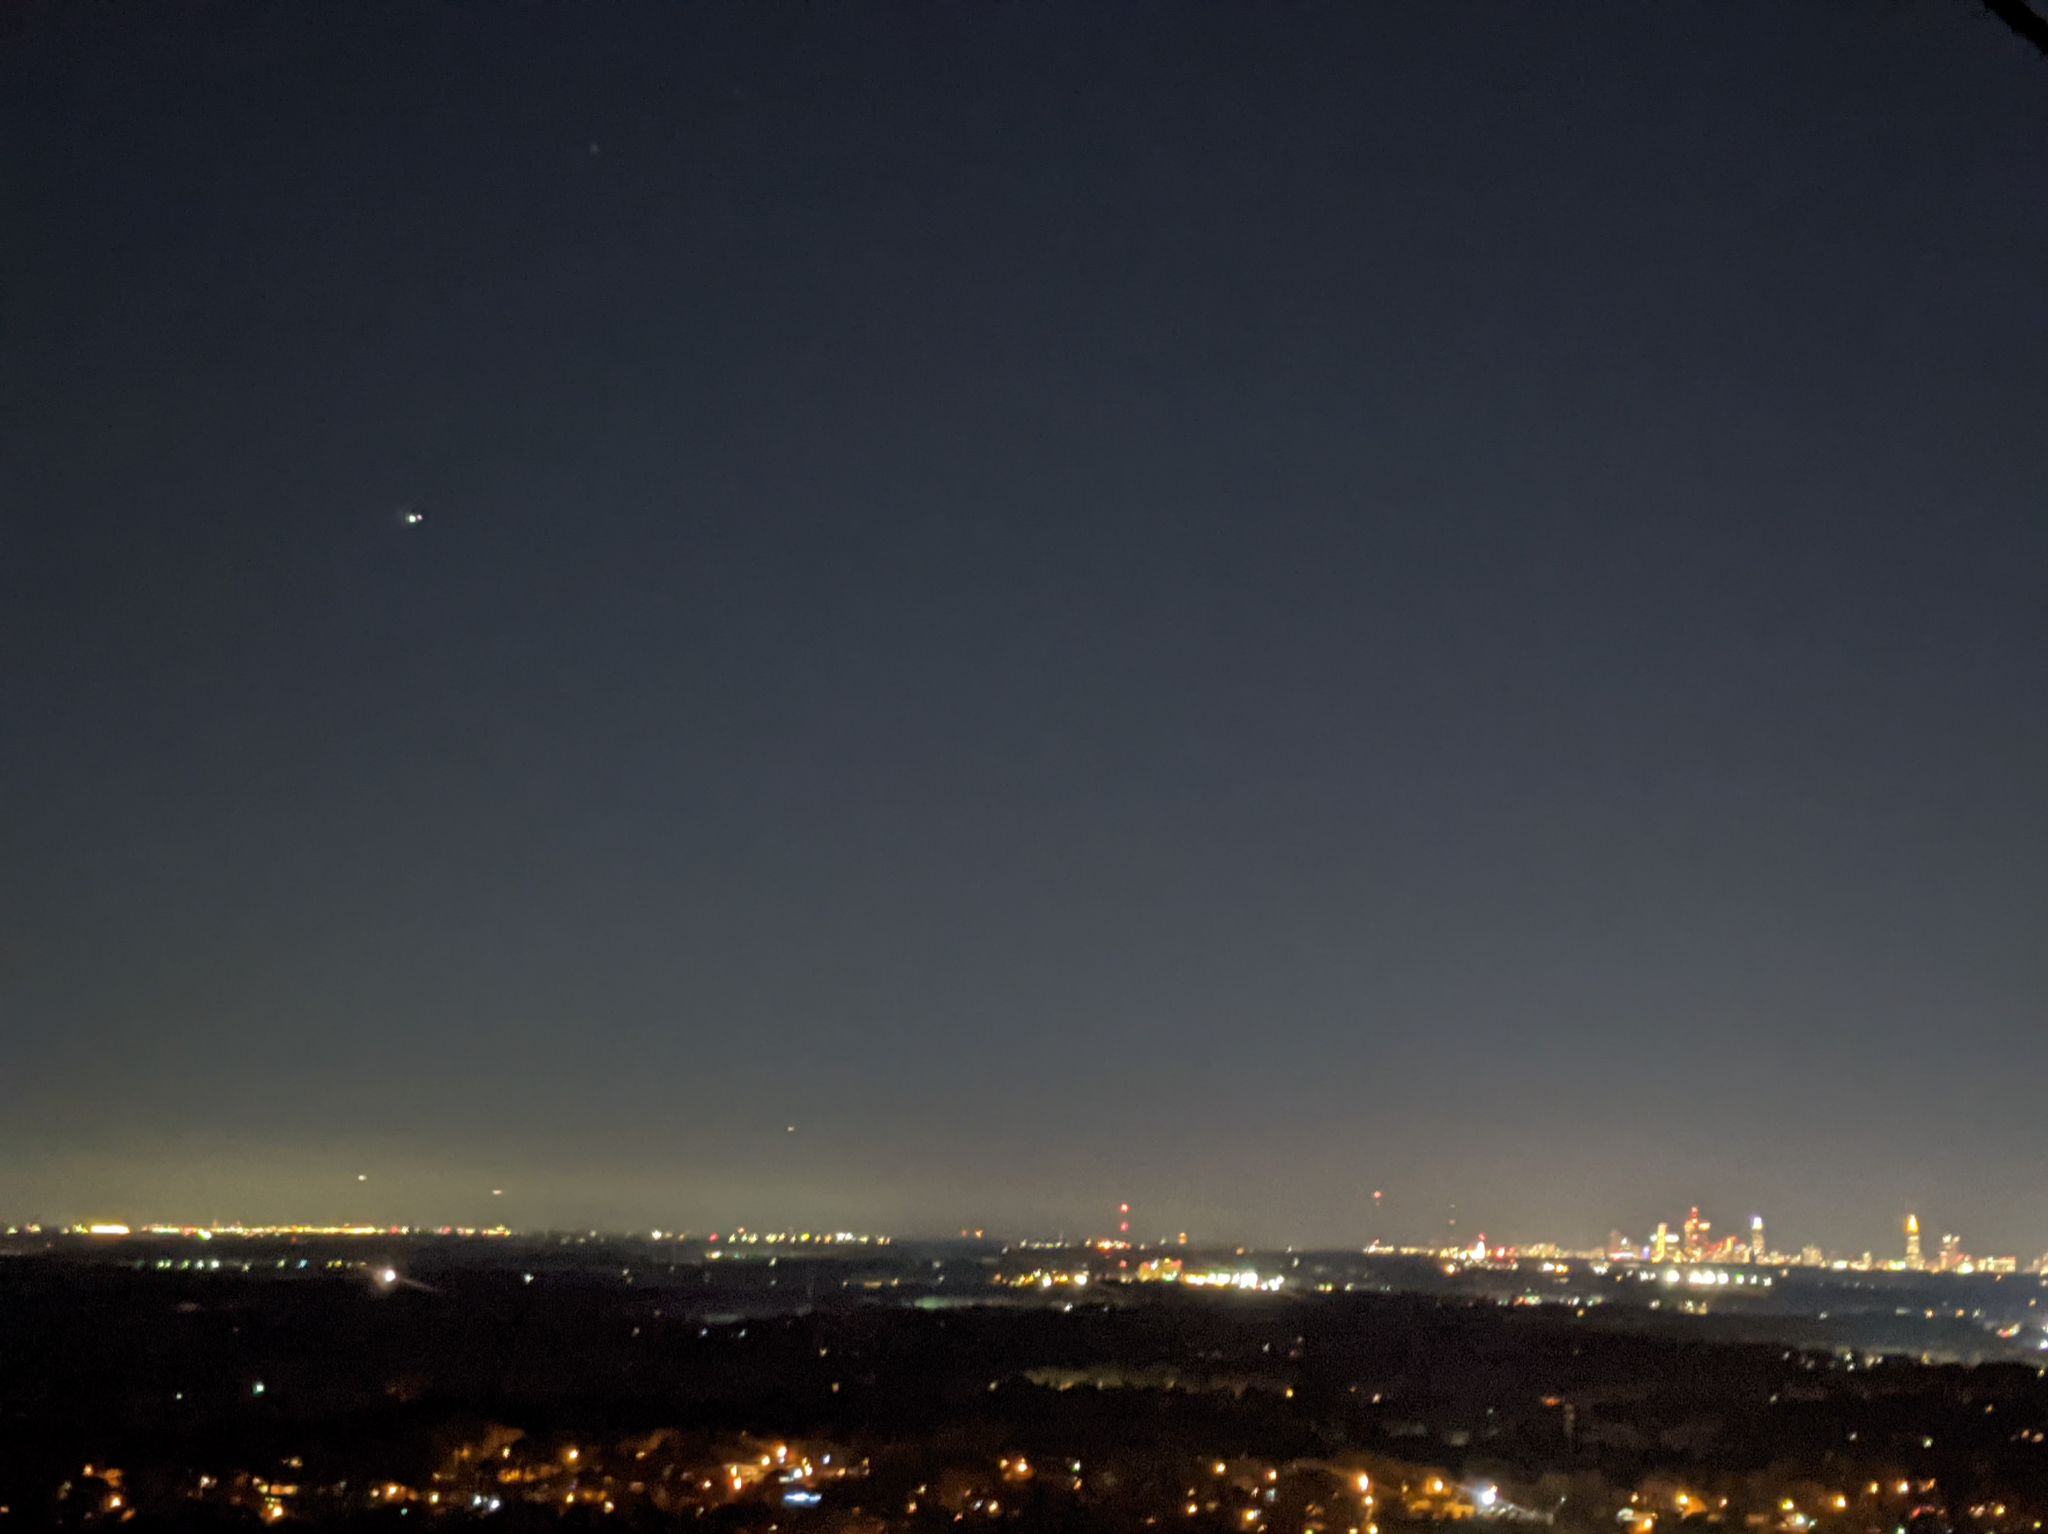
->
[[1904, 1213, 1923, 1270], [1750, 1214, 1766, 1263], [1652, 1222, 1671, 1262], [1681, 1206, 1708, 1262], [1939, 1233, 1961, 1272]]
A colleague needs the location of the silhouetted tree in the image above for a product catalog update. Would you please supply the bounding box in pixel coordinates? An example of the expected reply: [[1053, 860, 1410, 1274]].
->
[[1981, 0, 2048, 57]]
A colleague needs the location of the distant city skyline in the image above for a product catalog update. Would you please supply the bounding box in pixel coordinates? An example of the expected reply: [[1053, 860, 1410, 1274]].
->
[[6, 1195, 2040, 1270]]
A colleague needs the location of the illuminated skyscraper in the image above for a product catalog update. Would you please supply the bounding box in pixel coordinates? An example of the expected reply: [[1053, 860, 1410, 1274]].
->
[[1652, 1222, 1671, 1262], [1681, 1206, 1707, 1262], [1905, 1213, 1923, 1270], [1750, 1214, 1766, 1263]]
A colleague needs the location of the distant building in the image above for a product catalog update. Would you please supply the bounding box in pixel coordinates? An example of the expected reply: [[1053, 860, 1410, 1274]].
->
[[1905, 1214, 1923, 1271], [1750, 1214, 1766, 1263]]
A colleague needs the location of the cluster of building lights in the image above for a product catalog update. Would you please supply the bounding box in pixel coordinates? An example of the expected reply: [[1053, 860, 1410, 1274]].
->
[[47, 1433, 2048, 1531], [18, 1206, 2048, 1281], [997, 1260, 1286, 1293], [1622, 1209, 2031, 1276], [1644, 1267, 1773, 1288], [43, 1223, 513, 1240], [669, 1229, 889, 1246], [1179, 1269, 1285, 1292]]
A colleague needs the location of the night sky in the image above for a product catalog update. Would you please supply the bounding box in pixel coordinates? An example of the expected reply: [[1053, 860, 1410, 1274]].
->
[[6, 3, 2045, 1254]]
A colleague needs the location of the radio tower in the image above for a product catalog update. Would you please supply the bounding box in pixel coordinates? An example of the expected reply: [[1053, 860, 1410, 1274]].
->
[[1117, 1201, 1132, 1271]]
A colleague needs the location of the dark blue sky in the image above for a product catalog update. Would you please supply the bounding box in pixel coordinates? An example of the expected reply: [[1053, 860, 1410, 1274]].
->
[[5, 2, 2045, 1253]]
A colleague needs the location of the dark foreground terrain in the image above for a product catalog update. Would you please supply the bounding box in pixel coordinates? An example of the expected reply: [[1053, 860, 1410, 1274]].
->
[[5, 1240, 2048, 1531]]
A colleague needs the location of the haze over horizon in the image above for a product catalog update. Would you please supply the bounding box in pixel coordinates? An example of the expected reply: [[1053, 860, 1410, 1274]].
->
[[6, 2, 2045, 1256]]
